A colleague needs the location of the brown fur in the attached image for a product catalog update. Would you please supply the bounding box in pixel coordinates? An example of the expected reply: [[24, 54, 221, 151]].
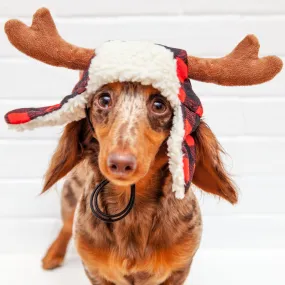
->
[[43, 120, 87, 192], [193, 121, 238, 204], [42, 212, 74, 270], [42, 82, 237, 284]]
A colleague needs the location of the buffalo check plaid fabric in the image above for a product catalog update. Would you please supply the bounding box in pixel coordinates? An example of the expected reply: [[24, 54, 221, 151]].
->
[[4, 68, 90, 125], [164, 46, 203, 191]]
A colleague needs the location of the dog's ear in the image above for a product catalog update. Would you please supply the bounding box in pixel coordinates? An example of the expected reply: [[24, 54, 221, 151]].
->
[[192, 120, 238, 204], [42, 119, 89, 192]]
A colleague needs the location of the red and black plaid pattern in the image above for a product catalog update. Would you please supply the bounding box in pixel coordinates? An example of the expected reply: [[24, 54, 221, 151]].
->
[[163, 45, 203, 191], [4, 67, 90, 125]]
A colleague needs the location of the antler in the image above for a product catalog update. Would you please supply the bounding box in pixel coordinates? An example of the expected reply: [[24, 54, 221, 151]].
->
[[5, 8, 282, 84], [188, 35, 283, 86], [4, 7, 94, 70]]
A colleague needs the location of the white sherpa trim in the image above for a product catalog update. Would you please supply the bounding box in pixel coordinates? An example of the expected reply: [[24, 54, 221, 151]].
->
[[7, 94, 87, 131], [87, 41, 181, 107], [167, 105, 185, 199], [87, 41, 185, 198]]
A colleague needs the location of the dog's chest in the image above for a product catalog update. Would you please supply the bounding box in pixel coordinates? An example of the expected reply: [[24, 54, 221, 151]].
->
[[75, 217, 191, 283], [75, 198, 201, 284], [74, 186, 202, 283]]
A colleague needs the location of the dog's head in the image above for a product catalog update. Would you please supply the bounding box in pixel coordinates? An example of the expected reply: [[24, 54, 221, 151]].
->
[[88, 82, 172, 186]]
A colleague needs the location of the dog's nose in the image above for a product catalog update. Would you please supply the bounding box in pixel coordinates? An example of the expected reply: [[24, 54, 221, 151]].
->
[[107, 153, 137, 176]]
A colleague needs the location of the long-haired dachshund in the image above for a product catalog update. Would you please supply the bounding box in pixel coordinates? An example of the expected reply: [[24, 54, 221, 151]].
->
[[41, 82, 236, 284], [4, 8, 282, 285]]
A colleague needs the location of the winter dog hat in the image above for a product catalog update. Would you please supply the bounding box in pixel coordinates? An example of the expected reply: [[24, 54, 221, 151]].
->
[[4, 8, 282, 199]]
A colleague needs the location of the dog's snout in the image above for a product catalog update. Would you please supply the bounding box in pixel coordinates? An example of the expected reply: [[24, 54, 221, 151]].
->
[[107, 153, 137, 176]]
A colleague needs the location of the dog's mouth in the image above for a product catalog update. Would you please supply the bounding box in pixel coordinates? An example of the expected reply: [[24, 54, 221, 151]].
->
[[103, 170, 143, 187], [106, 177, 135, 186]]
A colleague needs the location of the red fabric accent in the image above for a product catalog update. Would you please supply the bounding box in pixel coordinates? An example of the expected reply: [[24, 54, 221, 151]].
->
[[7, 112, 30, 124], [184, 119, 192, 137], [176, 57, 188, 82], [183, 156, 190, 183], [46, 104, 61, 112], [178, 87, 186, 102], [185, 135, 195, 147], [196, 105, 203, 117]]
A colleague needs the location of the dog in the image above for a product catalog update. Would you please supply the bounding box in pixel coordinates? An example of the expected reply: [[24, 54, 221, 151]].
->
[[4, 8, 282, 285], [41, 81, 237, 284]]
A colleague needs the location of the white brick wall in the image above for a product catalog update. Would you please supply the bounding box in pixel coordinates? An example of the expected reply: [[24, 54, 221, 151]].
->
[[1, 1, 285, 284]]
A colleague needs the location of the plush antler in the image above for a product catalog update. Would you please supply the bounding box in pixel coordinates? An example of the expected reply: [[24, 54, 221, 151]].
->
[[188, 35, 283, 86], [4, 7, 94, 70]]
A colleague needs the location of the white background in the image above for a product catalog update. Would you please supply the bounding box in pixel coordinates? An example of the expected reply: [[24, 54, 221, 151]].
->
[[0, 1, 285, 284]]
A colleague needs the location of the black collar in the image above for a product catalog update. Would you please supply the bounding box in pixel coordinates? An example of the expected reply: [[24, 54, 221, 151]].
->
[[90, 180, 136, 223]]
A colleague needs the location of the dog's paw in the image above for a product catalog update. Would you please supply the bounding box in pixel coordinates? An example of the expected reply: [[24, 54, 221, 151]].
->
[[42, 253, 64, 270]]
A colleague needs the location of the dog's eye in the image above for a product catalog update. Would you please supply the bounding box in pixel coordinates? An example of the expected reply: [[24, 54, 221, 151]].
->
[[97, 93, 112, 109], [151, 98, 167, 114]]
